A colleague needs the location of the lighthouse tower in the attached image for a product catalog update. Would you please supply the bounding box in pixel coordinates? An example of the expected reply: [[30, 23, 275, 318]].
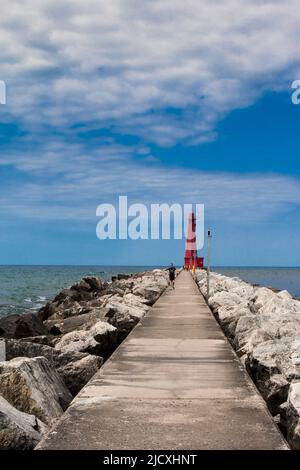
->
[[184, 212, 204, 269]]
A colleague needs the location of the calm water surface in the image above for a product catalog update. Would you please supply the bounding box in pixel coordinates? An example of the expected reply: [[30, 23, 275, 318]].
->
[[0, 265, 154, 317]]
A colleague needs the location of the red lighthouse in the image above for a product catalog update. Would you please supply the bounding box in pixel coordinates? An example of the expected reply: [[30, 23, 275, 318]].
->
[[184, 212, 204, 269]]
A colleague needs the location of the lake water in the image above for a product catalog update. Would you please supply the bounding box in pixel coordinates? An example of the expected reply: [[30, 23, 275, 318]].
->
[[0, 265, 153, 318], [0, 265, 299, 318]]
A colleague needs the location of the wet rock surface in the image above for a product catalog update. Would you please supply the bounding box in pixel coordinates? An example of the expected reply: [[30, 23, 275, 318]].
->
[[195, 269, 300, 449], [0, 269, 168, 448]]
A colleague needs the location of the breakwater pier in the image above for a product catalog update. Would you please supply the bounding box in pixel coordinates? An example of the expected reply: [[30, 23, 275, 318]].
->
[[37, 271, 288, 450]]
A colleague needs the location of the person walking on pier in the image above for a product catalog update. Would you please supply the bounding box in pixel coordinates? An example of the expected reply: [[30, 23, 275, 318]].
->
[[166, 263, 176, 289]]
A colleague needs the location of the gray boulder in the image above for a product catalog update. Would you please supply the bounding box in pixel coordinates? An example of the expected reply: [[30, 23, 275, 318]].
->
[[237, 328, 272, 356], [256, 297, 300, 340], [0, 394, 47, 450], [4, 338, 88, 367], [233, 315, 259, 352], [4, 339, 102, 396], [38, 276, 107, 321], [37, 301, 61, 321], [18, 335, 58, 347], [105, 300, 146, 331], [208, 291, 247, 313], [249, 287, 277, 313], [123, 293, 150, 309], [228, 283, 254, 299], [216, 306, 250, 341], [132, 278, 167, 305], [0, 356, 72, 424], [278, 290, 293, 300], [0, 313, 48, 339], [44, 308, 110, 335], [286, 381, 300, 449], [247, 340, 300, 413], [54, 320, 117, 358], [57, 355, 103, 396], [82, 276, 108, 291]]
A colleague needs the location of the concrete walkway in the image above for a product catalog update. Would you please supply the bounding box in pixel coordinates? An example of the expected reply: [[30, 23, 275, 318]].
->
[[38, 271, 288, 450]]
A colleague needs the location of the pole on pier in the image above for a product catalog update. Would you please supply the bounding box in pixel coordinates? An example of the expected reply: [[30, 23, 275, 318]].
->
[[206, 229, 212, 299]]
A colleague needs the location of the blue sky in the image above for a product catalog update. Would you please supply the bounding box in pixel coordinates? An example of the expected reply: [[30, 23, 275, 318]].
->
[[1, 0, 300, 266]]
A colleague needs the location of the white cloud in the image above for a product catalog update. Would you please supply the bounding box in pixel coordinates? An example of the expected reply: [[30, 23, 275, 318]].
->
[[1, 1, 300, 229], [1, 0, 300, 144], [1, 142, 300, 224]]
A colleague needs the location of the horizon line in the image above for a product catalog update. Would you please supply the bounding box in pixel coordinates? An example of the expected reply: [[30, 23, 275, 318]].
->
[[0, 264, 300, 269]]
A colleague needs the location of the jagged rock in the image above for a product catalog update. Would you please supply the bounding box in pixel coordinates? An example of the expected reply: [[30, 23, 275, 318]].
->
[[123, 293, 150, 308], [18, 335, 58, 347], [4, 338, 89, 367], [247, 339, 300, 412], [5, 339, 102, 395], [228, 283, 254, 299], [279, 401, 288, 432], [44, 308, 110, 335], [195, 268, 300, 448], [208, 291, 247, 313], [290, 339, 300, 367], [38, 278, 110, 322], [54, 300, 87, 319], [100, 280, 132, 297], [105, 301, 146, 331], [214, 305, 248, 341], [152, 269, 165, 275], [264, 374, 290, 415], [57, 355, 103, 396], [40, 300, 93, 322], [217, 305, 248, 325], [84, 297, 109, 308], [254, 297, 300, 342], [286, 382, 300, 450], [248, 371, 290, 416], [39, 282, 105, 322], [71, 279, 92, 292], [236, 328, 272, 356], [0, 395, 47, 450], [233, 315, 259, 351], [38, 298, 84, 321], [248, 340, 289, 379], [0, 313, 48, 339], [132, 281, 167, 306], [219, 277, 247, 292], [37, 301, 60, 321], [278, 290, 293, 300], [54, 321, 117, 358], [249, 287, 277, 313], [0, 356, 72, 424], [116, 274, 131, 280], [101, 286, 126, 297], [85, 276, 108, 290], [54, 289, 79, 304]]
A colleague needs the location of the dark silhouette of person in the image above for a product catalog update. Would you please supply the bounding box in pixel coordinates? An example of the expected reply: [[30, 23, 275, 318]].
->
[[166, 263, 176, 289]]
